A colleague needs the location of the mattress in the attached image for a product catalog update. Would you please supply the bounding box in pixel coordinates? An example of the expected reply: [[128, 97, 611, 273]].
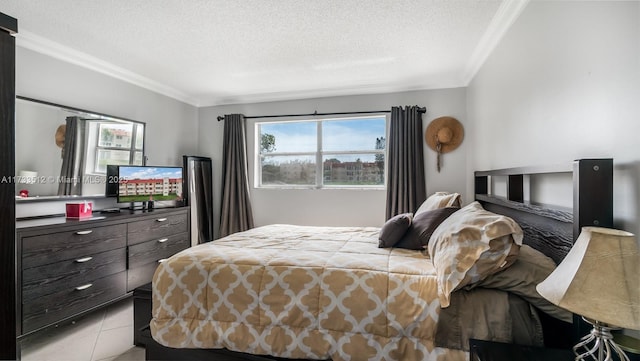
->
[[151, 224, 541, 361]]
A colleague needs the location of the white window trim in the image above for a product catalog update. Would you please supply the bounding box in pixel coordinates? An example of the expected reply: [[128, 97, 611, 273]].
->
[[85, 120, 144, 176]]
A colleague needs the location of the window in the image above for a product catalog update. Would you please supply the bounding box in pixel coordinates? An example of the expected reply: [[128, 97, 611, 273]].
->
[[85, 121, 145, 174], [256, 116, 386, 188]]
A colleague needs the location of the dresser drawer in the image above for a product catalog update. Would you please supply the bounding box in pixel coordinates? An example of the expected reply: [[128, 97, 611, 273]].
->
[[127, 211, 188, 246], [128, 233, 189, 269], [22, 224, 127, 269], [127, 234, 189, 291], [22, 247, 126, 303], [22, 271, 127, 334]]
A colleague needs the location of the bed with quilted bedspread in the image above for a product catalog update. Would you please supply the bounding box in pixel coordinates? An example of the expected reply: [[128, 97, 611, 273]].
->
[[150, 220, 551, 361]]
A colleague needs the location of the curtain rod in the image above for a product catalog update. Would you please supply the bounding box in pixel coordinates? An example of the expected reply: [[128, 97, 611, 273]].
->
[[216, 107, 426, 121]]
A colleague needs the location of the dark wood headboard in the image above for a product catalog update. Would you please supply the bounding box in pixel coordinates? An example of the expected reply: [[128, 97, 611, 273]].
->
[[474, 158, 613, 264], [474, 158, 613, 347]]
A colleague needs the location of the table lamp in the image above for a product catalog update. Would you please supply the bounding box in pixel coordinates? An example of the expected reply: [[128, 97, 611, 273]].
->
[[537, 226, 640, 361]]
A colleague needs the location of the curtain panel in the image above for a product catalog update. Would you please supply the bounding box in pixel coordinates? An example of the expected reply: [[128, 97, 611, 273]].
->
[[219, 114, 255, 237], [385, 106, 427, 219], [57, 116, 85, 196]]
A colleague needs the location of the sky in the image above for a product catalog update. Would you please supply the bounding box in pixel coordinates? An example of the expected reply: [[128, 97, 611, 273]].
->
[[119, 166, 182, 180], [258, 116, 386, 154]]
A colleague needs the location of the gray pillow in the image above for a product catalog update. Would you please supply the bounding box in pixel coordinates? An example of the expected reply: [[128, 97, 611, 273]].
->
[[466, 245, 573, 323], [395, 207, 459, 250], [378, 213, 413, 248]]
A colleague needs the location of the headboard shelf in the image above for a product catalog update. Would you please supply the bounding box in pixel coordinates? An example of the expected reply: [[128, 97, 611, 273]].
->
[[475, 158, 613, 263], [474, 163, 572, 177]]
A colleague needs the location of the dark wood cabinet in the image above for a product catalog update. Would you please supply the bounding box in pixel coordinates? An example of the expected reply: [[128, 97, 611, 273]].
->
[[16, 207, 190, 338], [0, 11, 17, 361]]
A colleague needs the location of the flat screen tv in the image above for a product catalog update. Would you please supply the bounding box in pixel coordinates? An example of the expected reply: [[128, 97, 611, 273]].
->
[[115, 165, 184, 204]]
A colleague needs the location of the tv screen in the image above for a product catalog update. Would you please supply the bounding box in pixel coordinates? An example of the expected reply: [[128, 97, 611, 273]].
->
[[116, 165, 183, 203]]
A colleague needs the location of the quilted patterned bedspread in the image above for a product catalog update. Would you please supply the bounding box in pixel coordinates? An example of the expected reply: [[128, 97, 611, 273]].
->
[[151, 225, 500, 361]]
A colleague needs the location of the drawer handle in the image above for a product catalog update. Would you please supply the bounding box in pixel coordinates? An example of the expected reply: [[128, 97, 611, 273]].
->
[[156, 218, 167, 222], [75, 256, 93, 263], [157, 238, 169, 243], [76, 230, 93, 235], [158, 258, 168, 263], [75, 283, 93, 291]]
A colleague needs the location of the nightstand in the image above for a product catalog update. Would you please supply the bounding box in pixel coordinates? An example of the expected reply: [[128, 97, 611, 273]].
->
[[469, 339, 573, 361]]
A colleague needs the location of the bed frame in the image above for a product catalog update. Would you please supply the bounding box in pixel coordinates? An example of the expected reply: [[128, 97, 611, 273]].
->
[[474, 158, 613, 349], [145, 158, 613, 361]]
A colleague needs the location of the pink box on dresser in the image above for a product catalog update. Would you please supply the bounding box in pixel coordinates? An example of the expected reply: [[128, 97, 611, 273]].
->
[[65, 201, 93, 219]]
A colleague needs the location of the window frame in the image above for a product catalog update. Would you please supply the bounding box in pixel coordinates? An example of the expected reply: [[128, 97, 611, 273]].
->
[[86, 120, 145, 175], [255, 115, 388, 190]]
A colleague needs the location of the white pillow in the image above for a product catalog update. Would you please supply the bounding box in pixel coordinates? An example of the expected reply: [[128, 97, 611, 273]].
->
[[415, 192, 462, 215]]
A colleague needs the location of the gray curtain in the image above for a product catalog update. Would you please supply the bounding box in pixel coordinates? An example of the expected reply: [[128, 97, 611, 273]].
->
[[57, 116, 85, 196], [385, 106, 427, 219], [219, 114, 255, 237]]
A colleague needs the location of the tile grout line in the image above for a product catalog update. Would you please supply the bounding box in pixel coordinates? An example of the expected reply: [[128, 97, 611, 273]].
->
[[89, 308, 108, 361]]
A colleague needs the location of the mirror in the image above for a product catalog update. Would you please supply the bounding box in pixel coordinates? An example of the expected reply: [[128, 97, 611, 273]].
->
[[15, 96, 145, 200]]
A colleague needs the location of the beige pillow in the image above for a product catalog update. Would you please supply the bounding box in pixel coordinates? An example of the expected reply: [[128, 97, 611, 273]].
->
[[427, 201, 523, 307], [415, 192, 462, 215]]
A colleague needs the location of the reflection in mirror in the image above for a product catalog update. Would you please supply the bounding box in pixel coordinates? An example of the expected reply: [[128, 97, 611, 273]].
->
[[15, 96, 145, 200]]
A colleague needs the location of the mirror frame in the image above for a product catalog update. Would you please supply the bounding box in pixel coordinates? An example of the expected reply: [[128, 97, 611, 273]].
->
[[15, 95, 146, 202]]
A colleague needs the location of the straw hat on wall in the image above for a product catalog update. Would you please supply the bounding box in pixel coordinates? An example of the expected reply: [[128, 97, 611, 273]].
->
[[425, 116, 464, 172], [55, 124, 66, 148]]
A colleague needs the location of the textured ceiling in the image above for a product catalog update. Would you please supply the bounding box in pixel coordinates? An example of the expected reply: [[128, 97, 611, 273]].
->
[[0, 0, 527, 106]]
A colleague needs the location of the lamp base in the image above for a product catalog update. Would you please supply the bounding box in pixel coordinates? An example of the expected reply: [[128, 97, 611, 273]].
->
[[574, 318, 630, 361]]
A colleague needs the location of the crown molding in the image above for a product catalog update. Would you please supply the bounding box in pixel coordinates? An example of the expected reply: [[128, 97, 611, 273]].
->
[[197, 79, 465, 107], [462, 0, 529, 85], [15, 29, 199, 106]]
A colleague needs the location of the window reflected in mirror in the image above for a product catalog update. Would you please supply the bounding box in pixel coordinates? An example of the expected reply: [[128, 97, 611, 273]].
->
[[88, 121, 144, 174], [15, 96, 146, 199]]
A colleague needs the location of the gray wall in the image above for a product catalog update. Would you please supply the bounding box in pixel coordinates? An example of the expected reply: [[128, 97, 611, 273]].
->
[[467, 1, 639, 238], [198, 88, 468, 237], [15, 47, 199, 217], [468, 1, 639, 338]]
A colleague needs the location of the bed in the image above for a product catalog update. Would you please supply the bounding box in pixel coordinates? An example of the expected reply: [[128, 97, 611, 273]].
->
[[148, 158, 613, 361]]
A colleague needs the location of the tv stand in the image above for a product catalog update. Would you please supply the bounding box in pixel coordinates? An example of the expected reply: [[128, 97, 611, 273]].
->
[[146, 201, 154, 210], [128, 201, 153, 210]]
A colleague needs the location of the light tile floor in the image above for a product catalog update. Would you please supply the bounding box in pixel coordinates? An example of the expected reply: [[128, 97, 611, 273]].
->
[[20, 298, 145, 361]]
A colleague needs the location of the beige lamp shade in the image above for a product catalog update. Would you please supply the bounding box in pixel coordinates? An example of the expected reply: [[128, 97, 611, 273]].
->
[[536, 227, 640, 330]]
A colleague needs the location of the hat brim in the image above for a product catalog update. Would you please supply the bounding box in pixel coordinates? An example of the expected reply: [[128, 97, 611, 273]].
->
[[55, 124, 66, 148], [425, 116, 464, 153]]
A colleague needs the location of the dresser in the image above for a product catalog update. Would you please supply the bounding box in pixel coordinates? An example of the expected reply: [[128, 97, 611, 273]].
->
[[16, 207, 189, 337]]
